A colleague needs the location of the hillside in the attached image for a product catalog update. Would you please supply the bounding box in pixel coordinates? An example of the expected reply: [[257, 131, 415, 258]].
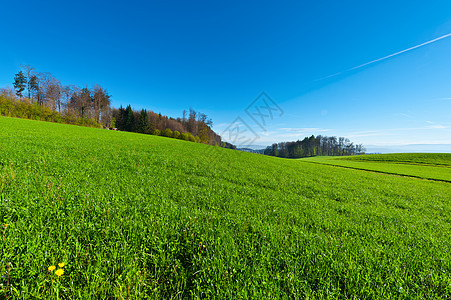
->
[[1, 117, 451, 298]]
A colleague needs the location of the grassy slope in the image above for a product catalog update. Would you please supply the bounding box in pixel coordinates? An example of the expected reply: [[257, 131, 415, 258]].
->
[[1, 117, 451, 298], [301, 156, 451, 182]]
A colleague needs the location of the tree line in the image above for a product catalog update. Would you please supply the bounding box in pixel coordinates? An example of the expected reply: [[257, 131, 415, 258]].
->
[[6, 66, 364, 153], [112, 105, 235, 148], [4, 65, 235, 148], [11, 65, 112, 127], [263, 135, 365, 158], [0, 92, 102, 127]]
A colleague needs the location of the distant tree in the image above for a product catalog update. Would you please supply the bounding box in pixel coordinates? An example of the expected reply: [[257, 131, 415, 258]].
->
[[124, 105, 134, 131], [21, 65, 35, 99], [72, 87, 91, 118], [187, 108, 197, 135], [35, 72, 61, 110], [198, 112, 210, 144], [182, 109, 187, 125], [356, 144, 366, 154], [35, 72, 50, 106], [145, 111, 156, 133], [222, 141, 236, 150], [137, 109, 148, 133], [47, 77, 62, 112], [114, 106, 126, 130], [338, 137, 345, 155], [13, 71, 27, 99], [61, 85, 74, 113], [29, 75, 39, 103], [101, 106, 112, 128], [92, 84, 111, 123]]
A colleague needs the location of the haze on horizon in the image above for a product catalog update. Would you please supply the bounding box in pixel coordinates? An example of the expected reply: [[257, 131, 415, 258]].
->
[[1, 0, 450, 151]]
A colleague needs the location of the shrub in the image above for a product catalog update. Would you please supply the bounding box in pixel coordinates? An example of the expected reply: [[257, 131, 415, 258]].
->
[[172, 130, 180, 139], [187, 133, 196, 142], [161, 128, 173, 137], [180, 132, 188, 140]]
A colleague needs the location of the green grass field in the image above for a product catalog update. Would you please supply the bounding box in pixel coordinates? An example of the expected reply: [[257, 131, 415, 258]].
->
[[1, 117, 451, 299], [301, 155, 451, 182], [344, 153, 451, 167]]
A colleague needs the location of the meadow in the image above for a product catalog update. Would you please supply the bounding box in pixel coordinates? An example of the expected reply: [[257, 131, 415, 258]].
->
[[344, 153, 451, 167], [1, 117, 451, 299], [301, 155, 451, 182]]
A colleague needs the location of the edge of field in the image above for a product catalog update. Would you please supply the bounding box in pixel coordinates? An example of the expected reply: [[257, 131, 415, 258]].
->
[[299, 156, 451, 183]]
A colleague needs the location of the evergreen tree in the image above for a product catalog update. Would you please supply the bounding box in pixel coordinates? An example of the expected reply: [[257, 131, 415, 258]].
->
[[13, 71, 27, 99], [137, 109, 148, 133], [124, 105, 134, 132], [115, 106, 126, 130]]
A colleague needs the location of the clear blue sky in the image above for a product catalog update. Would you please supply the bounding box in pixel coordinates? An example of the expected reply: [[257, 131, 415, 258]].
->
[[1, 0, 451, 148]]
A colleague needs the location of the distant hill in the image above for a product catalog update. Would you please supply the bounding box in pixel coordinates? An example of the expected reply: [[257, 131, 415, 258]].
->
[[235, 144, 268, 151], [237, 148, 265, 154]]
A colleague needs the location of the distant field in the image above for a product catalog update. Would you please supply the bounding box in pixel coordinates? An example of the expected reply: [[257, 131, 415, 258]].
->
[[343, 153, 451, 167], [1, 117, 451, 298], [301, 155, 451, 182]]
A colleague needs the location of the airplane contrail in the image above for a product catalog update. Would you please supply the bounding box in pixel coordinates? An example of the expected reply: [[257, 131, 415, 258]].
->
[[318, 32, 451, 81]]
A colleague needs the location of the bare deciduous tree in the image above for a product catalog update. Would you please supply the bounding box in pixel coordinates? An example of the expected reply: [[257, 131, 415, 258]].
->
[[92, 84, 111, 123], [21, 65, 35, 100]]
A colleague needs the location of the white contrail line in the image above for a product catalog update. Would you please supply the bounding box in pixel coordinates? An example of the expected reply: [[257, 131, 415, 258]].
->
[[317, 33, 451, 81], [349, 33, 451, 70]]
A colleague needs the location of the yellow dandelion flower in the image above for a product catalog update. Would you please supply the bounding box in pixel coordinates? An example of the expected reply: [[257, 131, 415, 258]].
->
[[55, 269, 64, 276], [58, 262, 65, 268], [203, 245, 206, 248], [48, 265, 56, 272]]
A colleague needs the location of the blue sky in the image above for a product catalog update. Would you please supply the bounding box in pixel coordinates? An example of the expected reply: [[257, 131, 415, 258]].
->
[[1, 0, 451, 148]]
